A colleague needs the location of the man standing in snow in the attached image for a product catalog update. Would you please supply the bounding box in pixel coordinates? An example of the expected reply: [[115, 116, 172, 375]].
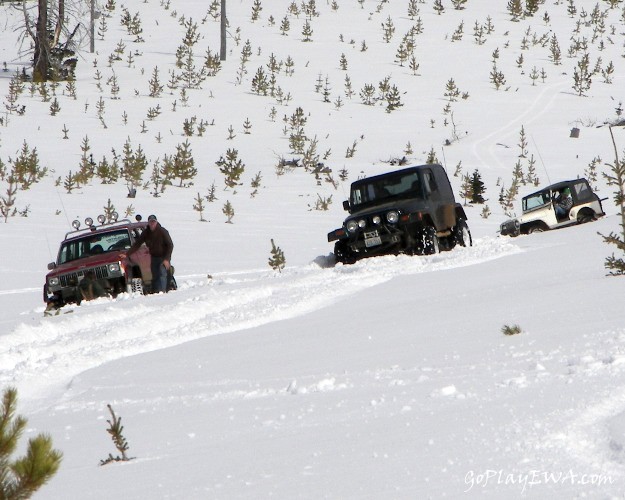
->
[[123, 214, 174, 293]]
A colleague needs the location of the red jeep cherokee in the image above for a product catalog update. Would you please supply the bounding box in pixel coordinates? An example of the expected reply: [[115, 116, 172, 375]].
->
[[44, 216, 158, 307]]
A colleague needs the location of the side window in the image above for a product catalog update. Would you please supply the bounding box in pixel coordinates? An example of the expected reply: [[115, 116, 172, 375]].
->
[[423, 171, 438, 196], [573, 181, 590, 201], [352, 188, 363, 205]]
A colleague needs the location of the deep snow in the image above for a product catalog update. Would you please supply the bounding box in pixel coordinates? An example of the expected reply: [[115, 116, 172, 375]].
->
[[2, 0, 625, 498]]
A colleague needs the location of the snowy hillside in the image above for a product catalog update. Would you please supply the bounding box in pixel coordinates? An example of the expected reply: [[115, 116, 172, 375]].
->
[[2, 0, 625, 498]]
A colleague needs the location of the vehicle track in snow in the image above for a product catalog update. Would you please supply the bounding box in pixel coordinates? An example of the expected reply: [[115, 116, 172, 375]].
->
[[471, 80, 570, 171], [0, 237, 519, 402]]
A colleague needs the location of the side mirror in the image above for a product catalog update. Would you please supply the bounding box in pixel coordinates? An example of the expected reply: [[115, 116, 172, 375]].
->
[[47, 262, 56, 270], [342, 200, 350, 211]]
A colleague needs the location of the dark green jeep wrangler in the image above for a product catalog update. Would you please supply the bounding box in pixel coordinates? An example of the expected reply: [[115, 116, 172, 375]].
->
[[328, 164, 471, 264]]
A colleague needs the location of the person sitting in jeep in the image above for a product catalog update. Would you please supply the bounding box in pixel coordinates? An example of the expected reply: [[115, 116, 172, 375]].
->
[[554, 187, 573, 220]]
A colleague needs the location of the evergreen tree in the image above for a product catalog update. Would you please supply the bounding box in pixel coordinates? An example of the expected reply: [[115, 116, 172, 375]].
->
[[302, 20, 313, 42], [251, 0, 262, 21], [385, 85, 403, 113], [193, 192, 207, 221], [507, 0, 523, 21], [268, 239, 286, 272], [460, 173, 472, 206], [470, 169, 486, 203], [10, 141, 46, 189], [599, 127, 625, 274], [0, 387, 62, 498], [222, 200, 235, 223], [99, 405, 132, 465], [148, 66, 164, 97], [103, 198, 117, 222], [572, 52, 593, 96], [172, 140, 197, 187], [121, 139, 148, 191], [216, 149, 245, 189]]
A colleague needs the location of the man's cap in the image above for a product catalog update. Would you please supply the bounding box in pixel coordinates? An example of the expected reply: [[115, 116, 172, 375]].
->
[[148, 214, 157, 222]]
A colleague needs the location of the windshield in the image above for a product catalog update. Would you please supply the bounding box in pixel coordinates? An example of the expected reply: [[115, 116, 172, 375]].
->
[[522, 191, 550, 212], [351, 171, 422, 208], [57, 229, 132, 264]]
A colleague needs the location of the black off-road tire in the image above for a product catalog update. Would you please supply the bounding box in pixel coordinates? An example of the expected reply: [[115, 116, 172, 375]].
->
[[334, 240, 357, 265], [577, 209, 595, 224], [453, 219, 473, 247], [417, 226, 439, 255]]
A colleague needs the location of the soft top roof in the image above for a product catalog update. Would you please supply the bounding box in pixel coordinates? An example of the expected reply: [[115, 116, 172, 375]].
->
[[526, 178, 589, 196]]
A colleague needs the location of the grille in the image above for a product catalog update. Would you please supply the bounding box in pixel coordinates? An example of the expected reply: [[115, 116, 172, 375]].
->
[[59, 265, 110, 287]]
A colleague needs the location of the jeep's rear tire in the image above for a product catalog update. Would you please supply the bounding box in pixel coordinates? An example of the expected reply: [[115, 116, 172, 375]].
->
[[453, 219, 472, 247], [577, 209, 594, 224], [528, 225, 544, 234]]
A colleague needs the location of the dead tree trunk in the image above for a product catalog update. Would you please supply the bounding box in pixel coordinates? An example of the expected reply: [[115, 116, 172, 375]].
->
[[33, 0, 50, 81], [220, 0, 226, 61]]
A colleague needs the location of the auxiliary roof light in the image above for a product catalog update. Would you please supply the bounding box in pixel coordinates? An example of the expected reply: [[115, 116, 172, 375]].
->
[[97, 214, 106, 224], [72, 220, 81, 230], [85, 217, 94, 227], [111, 212, 119, 222]]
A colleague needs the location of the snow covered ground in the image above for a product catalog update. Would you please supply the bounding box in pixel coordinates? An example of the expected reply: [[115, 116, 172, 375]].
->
[[2, 0, 625, 498]]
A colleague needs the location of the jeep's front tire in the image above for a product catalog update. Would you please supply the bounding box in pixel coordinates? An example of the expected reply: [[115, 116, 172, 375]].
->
[[417, 226, 439, 255], [334, 240, 357, 265]]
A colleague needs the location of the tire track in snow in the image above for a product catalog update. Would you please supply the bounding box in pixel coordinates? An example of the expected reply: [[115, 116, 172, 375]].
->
[[0, 237, 519, 402], [471, 80, 569, 170]]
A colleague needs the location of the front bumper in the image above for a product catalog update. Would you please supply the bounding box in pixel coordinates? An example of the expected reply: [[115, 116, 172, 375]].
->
[[45, 263, 124, 302], [500, 219, 520, 237]]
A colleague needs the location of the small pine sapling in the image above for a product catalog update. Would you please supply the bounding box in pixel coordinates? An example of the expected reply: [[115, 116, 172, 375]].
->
[[222, 200, 235, 223], [103, 198, 117, 222], [250, 171, 262, 198], [193, 192, 207, 221], [100, 404, 133, 465], [268, 238, 286, 273]]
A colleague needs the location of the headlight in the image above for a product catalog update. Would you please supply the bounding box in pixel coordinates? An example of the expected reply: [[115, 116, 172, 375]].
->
[[358, 219, 366, 228], [372, 215, 381, 225], [108, 263, 121, 273], [48, 277, 60, 286], [386, 211, 399, 224], [346, 220, 358, 233]]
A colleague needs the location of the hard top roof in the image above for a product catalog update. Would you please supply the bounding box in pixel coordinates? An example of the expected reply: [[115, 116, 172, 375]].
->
[[351, 164, 443, 186]]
